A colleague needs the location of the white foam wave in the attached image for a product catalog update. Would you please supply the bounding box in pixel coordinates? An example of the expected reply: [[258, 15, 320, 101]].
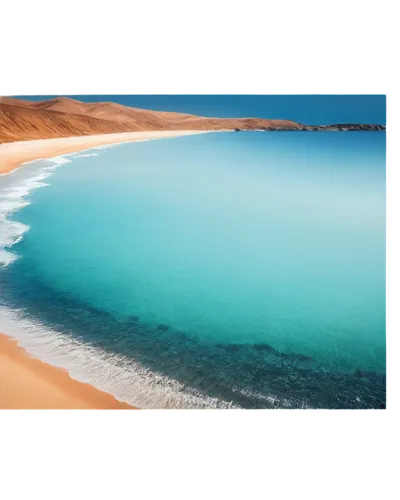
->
[[0, 219, 29, 247], [49, 156, 73, 165], [75, 153, 99, 158], [92, 143, 122, 151], [0, 306, 236, 409], [0, 248, 18, 266], [0, 156, 71, 266], [232, 386, 306, 409]]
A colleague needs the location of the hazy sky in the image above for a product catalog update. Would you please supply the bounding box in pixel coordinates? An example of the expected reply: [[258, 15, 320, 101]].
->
[[16, 95, 386, 125]]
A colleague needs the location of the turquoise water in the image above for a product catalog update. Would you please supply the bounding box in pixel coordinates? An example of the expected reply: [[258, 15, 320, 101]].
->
[[0, 132, 386, 408]]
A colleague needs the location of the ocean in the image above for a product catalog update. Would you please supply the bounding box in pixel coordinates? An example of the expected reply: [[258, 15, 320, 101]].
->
[[0, 131, 386, 408]]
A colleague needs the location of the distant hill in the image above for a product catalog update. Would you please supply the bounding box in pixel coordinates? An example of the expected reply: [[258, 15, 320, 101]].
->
[[0, 96, 385, 143]]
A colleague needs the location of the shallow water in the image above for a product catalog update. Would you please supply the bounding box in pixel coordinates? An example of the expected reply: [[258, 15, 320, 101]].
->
[[0, 132, 386, 408]]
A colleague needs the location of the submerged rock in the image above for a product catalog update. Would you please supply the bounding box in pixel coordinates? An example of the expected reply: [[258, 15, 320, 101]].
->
[[156, 324, 170, 332], [253, 343, 279, 354]]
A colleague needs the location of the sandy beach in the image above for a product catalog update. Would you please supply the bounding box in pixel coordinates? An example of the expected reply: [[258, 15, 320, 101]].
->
[[0, 333, 134, 409], [0, 130, 208, 174]]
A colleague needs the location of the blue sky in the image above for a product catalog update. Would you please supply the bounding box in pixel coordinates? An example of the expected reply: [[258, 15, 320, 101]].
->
[[16, 95, 386, 125]]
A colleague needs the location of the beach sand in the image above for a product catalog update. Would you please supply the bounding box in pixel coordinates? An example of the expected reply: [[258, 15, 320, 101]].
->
[[0, 333, 134, 409], [0, 130, 208, 174]]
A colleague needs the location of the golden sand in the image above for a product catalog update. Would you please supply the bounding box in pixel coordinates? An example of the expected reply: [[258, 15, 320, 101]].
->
[[0, 333, 134, 409]]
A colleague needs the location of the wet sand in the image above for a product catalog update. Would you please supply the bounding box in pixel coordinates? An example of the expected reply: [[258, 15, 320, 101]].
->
[[0, 333, 134, 409]]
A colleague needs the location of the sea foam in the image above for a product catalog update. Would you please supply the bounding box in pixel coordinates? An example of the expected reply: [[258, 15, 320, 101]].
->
[[0, 156, 71, 266], [75, 153, 99, 158], [0, 305, 236, 409]]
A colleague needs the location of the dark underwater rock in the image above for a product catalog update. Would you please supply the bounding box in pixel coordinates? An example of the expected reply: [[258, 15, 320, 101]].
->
[[156, 324, 170, 332], [253, 343, 279, 354]]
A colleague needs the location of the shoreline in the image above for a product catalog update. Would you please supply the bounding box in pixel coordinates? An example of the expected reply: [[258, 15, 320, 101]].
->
[[0, 131, 210, 408], [0, 130, 209, 174], [0, 332, 135, 409]]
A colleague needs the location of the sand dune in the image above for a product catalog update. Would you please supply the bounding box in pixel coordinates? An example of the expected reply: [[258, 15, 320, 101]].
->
[[0, 96, 302, 143]]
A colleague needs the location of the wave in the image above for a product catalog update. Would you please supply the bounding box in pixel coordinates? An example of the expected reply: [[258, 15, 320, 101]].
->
[[92, 143, 123, 151], [75, 153, 99, 158], [0, 156, 72, 266], [0, 306, 236, 409], [0, 220, 29, 265]]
